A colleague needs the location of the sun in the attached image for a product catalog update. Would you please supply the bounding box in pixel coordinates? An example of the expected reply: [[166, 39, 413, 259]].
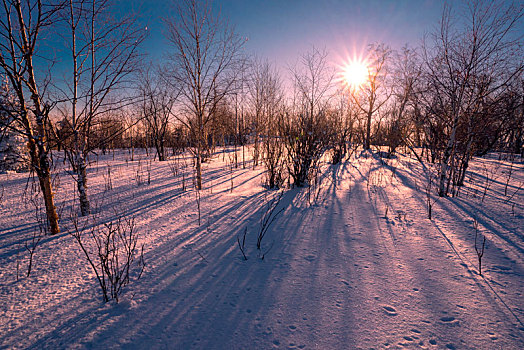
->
[[343, 60, 369, 89]]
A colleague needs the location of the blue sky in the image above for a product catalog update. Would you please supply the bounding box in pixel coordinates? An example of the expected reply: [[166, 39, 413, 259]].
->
[[215, 0, 442, 63], [41, 0, 522, 87], [128, 0, 446, 68]]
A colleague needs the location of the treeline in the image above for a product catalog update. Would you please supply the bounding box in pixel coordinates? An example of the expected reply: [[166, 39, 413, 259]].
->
[[1, 0, 523, 235]]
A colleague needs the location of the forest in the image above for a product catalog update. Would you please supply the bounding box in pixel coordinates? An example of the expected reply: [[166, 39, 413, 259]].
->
[[0, 0, 523, 348]]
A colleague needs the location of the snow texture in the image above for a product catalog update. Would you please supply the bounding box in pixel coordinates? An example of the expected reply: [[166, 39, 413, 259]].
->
[[0, 148, 523, 349]]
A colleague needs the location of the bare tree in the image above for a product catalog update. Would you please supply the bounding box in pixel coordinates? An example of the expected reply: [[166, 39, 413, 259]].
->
[[165, 0, 245, 190], [503, 79, 524, 156], [384, 46, 420, 157], [71, 211, 145, 302], [20, 195, 46, 277], [352, 43, 391, 151], [57, 0, 145, 216], [247, 58, 286, 187], [247, 57, 281, 167], [0, 0, 62, 234], [256, 191, 284, 259], [329, 91, 357, 164], [422, 0, 523, 197], [139, 65, 179, 161], [283, 48, 333, 187]]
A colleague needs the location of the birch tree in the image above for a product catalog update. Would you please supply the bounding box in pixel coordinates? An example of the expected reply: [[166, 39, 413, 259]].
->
[[58, 0, 145, 215], [0, 0, 62, 234]]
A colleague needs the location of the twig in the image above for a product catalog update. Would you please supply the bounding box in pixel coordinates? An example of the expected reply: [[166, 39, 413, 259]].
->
[[237, 227, 248, 260]]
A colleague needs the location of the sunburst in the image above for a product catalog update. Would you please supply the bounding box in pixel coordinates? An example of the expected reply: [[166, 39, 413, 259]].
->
[[342, 59, 369, 89]]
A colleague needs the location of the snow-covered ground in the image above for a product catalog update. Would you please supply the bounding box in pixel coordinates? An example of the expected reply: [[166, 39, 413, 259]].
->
[[0, 147, 523, 349]]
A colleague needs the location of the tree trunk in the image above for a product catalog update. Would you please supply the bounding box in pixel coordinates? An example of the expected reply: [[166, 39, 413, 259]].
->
[[38, 174, 60, 234], [28, 132, 60, 234], [365, 110, 372, 150], [195, 151, 202, 190], [3, 1, 60, 234], [195, 125, 203, 190], [155, 140, 165, 161], [253, 130, 259, 168], [439, 117, 459, 197], [34, 110, 60, 234], [457, 158, 469, 187], [76, 154, 90, 216]]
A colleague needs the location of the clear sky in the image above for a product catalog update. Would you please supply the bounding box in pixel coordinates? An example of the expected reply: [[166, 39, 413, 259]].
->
[[129, 0, 448, 69], [42, 0, 522, 89]]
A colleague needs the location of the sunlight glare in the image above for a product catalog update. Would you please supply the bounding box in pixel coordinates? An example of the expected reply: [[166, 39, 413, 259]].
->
[[343, 60, 369, 89]]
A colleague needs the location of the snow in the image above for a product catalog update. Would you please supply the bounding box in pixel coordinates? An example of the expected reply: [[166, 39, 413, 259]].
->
[[0, 148, 523, 349]]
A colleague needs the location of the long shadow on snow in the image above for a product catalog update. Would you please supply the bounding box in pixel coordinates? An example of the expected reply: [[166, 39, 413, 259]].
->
[[20, 155, 524, 348], [375, 157, 524, 334], [89, 189, 302, 348], [34, 171, 369, 348], [25, 186, 294, 348], [379, 156, 523, 264], [357, 155, 524, 344]]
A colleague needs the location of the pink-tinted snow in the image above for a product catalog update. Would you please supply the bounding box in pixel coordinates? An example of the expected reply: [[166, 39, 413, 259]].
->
[[0, 148, 523, 349]]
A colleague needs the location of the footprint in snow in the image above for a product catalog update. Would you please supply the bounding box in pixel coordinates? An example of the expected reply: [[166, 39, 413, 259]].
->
[[440, 316, 459, 326], [440, 316, 455, 322], [491, 265, 512, 274], [382, 305, 398, 316]]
